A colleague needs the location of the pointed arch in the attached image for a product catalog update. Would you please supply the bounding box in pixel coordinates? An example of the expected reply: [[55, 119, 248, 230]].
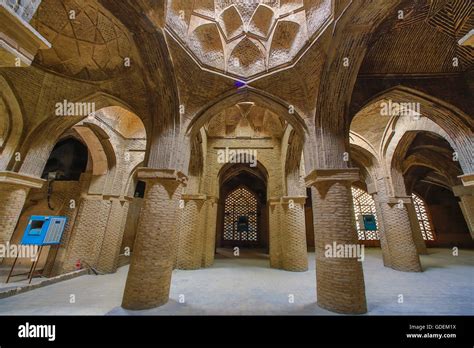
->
[[0, 75, 25, 171]]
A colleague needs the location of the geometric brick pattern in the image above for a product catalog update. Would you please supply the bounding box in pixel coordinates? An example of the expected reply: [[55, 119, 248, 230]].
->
[[166, 0, 332, 78]]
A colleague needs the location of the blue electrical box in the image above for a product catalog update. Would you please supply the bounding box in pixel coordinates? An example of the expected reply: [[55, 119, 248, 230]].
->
[[362, 214, 377, 231], [21, 216, 67, 246]]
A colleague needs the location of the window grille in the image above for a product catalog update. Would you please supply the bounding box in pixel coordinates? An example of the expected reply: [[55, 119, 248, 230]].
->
[[3, 0, 42, 22], [412, 193, 435, 240], [351, 186, 380, 240], [224, 187, 258, 242]]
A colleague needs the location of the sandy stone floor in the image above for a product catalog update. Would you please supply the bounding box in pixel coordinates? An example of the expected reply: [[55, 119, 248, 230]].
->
[[0, 248, 472, 315]]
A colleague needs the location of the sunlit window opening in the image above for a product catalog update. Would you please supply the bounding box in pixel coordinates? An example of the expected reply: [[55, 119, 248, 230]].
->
[[412, 193, 435, 241], [351, 187, 380, 240]]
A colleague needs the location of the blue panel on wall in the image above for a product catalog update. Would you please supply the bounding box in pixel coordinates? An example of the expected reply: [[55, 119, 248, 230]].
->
[[362, 215, 377, 231], [21, 216, 67, 246]]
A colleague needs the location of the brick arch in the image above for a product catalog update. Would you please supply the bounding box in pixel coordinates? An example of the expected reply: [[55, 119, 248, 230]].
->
[[370, 86, 473, 175], [388, 129, 463, 196], [218, 160, 269, 187], [282, 126, 306, 197], [123, 161, 146, 199], [0, 75, 24, 171], [403, 150, 462, 189], [16, 92, 140, 178], [73, 125, 110, 176], [349, 143, 378, 188], [349, 131, 380, 165], [218, 163, 269, 250], [310, 0, 403, 171], [186, 87, 308, 139]]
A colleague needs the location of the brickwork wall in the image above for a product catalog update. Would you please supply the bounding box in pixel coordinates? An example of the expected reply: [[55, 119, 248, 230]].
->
[[2, 181, 81, 274], [203, 138, 284, 199], [44, 177, 89, 276]]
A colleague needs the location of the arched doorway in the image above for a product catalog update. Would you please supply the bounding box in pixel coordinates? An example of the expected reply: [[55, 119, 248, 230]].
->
[[217, 163, 269, 252], [41, 137, 88, 180]]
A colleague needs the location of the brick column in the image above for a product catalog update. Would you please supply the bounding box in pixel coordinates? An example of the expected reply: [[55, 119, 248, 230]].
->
[[122, 169, 186, 310], [96, 198, 131, 273], [61, 197, 112, 272], [306, 169, 367, 314], [367, 183, 392, 267], [375, 179, 422, 272], [176, 194, 206, 270], [268, 197, 283, 269], [406, 199, 428, 254], [453, 181, 474, 239], [202, 196, 218, 267], [0, 172, 44, 257], [281, 196, 308, 271]]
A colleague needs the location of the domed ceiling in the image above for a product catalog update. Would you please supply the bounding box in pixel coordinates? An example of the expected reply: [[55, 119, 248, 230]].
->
[[166, 0, 333, 79], [30, 0, 135, 80]]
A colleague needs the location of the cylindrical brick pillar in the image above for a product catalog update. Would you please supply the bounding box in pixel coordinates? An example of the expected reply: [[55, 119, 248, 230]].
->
[[122, 169, 186, 310], [0, 172, 44, 261], [61, 198, 112, 272], [406, 199, 428, 255], [176, 195, 206, 270], [372, 192, 393, 267], [453, 185, 474, 239], [202, 197, 218, 268], [306, 169, 367, 314], [281, 196, 308, 271], [97, 199, 131, 273], [376, 181, 422, 272], [268, 198, 283, 269]]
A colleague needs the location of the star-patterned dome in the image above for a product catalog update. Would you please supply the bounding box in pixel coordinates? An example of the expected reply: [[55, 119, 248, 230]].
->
[[166, 0, 333, 79]]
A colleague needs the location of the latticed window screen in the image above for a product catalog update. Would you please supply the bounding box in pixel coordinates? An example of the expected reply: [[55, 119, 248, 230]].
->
[[5, 0, 42, 22], [412, 193, 435, 241], [351, 187, 380, 240], [224, 187, 258, 242]]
